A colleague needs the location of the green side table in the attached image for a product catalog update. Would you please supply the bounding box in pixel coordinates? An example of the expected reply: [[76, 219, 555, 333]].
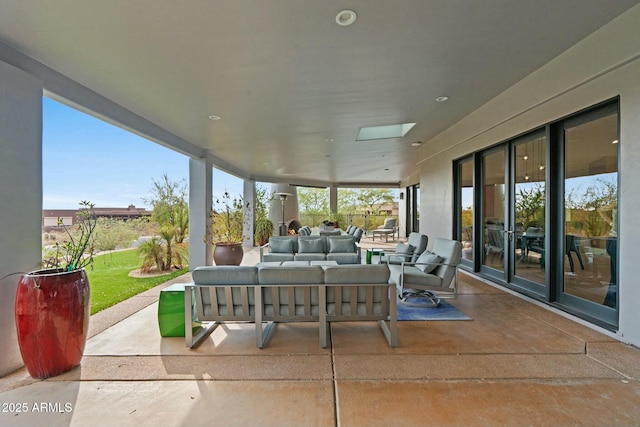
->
[[158, 283, 200, 337], [366, 249, 385, 264]]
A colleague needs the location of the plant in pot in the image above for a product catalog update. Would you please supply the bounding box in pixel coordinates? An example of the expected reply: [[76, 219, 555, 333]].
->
[[15, 201, 97, 379], [205, 191, 250, 265], [254, 217, 274, 246]]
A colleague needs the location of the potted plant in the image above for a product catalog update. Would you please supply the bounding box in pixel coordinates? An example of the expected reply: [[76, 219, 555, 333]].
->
[[329, 212, 344, 229], [205, 191, 249, 265], [15, 201, 97, 379], [254, 217, 274, 246]]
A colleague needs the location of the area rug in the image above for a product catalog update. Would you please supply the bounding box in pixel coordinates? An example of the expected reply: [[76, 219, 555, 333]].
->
[[395, 299, 472, 321]]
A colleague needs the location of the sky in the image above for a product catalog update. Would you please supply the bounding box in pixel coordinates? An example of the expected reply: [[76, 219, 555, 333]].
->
[[43, 98, 244, 209]]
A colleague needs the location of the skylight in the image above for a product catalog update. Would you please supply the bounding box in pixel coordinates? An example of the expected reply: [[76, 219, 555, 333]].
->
[[356, 123, 416, 141]]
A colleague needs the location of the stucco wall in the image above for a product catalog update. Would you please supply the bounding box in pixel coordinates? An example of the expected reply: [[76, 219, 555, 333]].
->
[[0, 61, 43, 377], [417, 5, 640, 346]]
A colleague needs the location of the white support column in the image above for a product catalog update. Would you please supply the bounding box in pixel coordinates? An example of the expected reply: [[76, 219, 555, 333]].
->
[[329, 186, 338, 215], [243, 180, 256, 247], [0, 61, 43, 378], [189, 157, 213, 268], [398, 190, 407, 238]]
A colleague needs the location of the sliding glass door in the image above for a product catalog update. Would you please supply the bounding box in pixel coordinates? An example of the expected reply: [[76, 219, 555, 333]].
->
[[512, 133, 547, 294], [455, 158, 474, 269], [453, 99, 619, 329], [481, 147, 506, 278], [559, 105, 618, 324], [477, 133, 548, 295]]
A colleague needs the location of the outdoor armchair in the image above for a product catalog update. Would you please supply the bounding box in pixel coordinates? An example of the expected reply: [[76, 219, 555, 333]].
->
[[386, 238, 462, 307], [380, 232, 428, 264]]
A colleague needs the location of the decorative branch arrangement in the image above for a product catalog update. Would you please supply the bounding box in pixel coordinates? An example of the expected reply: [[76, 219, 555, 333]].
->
[[48, 201, 98, 271]]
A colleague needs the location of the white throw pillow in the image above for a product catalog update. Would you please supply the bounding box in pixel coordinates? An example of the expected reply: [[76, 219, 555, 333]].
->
[[415, 251, 442, 273]]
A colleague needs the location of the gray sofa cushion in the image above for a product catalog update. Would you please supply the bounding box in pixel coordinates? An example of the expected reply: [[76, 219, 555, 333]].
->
[[262, 253, 295, 262], [299, 237, 324, 253], [328, 236, 355, 253], [326, 253, 359, 264], [415, 251, 442, 273], [269, 237, 296, 253], [323, 264, 390, 284], [294, 253, 327, 261], [192, 266, 258, 285], [258, 265, 324, 284]]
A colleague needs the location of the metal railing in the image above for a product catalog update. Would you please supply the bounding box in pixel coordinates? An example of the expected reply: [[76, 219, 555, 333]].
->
[[298, 214, 396, 235]]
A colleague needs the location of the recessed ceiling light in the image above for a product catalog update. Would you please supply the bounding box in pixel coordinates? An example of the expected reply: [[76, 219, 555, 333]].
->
[[435, 96, 449, 102], [207, 115, 221, 121], [335, 10, 357, 26], [326, 138, 334, 142], [612, 139, 619, 144], [411, 141, 422, 147]]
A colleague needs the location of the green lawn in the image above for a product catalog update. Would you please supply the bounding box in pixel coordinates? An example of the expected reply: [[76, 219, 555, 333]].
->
[[86, 249, 188, 315]]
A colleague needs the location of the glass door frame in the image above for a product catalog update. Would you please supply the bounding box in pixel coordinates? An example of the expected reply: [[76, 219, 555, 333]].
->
[[453, 156, 474, 270], [470, 131, 551, 299], [507, 129, 549, 298], [478, 144, 508, 282], [553, 102, 619, 328], [405, 183, 420, 236]]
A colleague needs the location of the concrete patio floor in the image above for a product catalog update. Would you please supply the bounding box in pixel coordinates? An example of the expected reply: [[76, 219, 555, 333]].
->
[[2, 238, 640, 426]]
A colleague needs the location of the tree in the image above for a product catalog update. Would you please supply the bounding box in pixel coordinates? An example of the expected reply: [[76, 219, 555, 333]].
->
[[141, 174, 189, 271], [356, 189, 395, 214], [297, 187, 329, 215], [143, 174, 189, 243], [515, 183, 545, 230], [566, 175, 617, 237], [255, 186, 273, 222], [337, 189, 360, 215]]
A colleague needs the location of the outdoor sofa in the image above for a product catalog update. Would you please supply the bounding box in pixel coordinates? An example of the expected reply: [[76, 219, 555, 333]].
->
[[185, 263, 396, 348], [260, 235, 362, 264]]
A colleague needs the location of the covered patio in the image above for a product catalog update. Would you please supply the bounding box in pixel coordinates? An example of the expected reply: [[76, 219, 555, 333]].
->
[[2, 237, 640, 426], [3, 2, 640, 425]]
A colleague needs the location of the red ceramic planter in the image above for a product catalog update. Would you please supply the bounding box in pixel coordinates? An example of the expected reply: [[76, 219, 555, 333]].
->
[[15, 268, 90, 379]]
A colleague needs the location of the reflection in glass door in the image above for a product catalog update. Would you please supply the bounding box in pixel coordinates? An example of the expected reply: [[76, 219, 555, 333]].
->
[[513, 135, 546, 289], [482, 148, 506, 274], [562, 111, 618, 311]]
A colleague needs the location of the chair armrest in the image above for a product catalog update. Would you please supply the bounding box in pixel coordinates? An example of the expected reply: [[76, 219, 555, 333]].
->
[[400, 261, 459, 271], [259, 242, 270, 261]]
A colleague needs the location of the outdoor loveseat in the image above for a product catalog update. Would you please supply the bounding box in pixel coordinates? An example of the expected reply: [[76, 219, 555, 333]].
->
[[185, 263, 396, 349], [259, 235, 361, 264]]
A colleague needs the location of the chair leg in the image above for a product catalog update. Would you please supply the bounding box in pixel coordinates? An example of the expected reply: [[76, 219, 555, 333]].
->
[[399, 289, 441, 307], [567, 252, 575, 273]]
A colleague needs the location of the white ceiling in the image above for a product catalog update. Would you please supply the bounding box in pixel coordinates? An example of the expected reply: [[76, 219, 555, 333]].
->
[[1, 0, 638, 188]]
